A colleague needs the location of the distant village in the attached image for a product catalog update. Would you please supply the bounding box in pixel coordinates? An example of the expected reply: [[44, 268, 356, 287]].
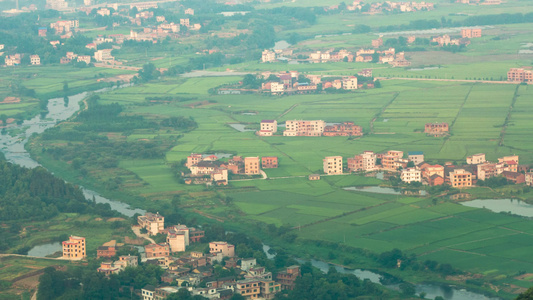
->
[[322, 149, 531, 188], [61, 212, 300, 299]]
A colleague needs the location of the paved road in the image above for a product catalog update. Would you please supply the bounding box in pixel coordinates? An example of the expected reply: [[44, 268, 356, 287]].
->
[[375, 77, 520, 85], [131, 226, 155, 244]]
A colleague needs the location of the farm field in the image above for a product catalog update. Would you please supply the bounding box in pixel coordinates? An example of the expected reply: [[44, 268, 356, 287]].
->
[[26, 71, 533, 296]]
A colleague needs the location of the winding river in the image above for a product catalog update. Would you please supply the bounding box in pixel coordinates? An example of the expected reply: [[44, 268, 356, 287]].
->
[[0, 88, 145, 217]]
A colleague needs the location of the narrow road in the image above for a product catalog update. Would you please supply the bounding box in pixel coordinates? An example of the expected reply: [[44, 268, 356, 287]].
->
[[375, 77, 520, 85], [131, 226, 155, 244]]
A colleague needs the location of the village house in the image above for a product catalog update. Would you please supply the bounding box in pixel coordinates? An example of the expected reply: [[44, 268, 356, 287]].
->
[[38, 27, 47, 37], [244, 157, 260, 175], [270, 82, 284, 94], [77, 55, 91, 64], [30, 55, 40, 65], [209, 242, 235, 257], [97, 262, 120, 276], [94, 49, 114, 62], [323, 156, 343, 175], [308, 174, 321, 181], [130, 2, 158, 10], [381, 150, 405, 171], [166, 225, 189, 253], [461, 28, 482, 38], [449, 169, 472, 188], [5, 54, 21, 66], [138, 212, 165, 235], [97, 240, 117, 258], [432, 34, 460, 46], [401, 168, 422, 183], [425, 122, 449, 136], [342, 76, 358, 89], [185, 8, 194, 15], [261, 50, 276, 63], [97, 8, 110, 16], [507, 68, 533, 84], [145, 243, 170, 259], [358, 69, 373, 77], [420, 163, 445, 185], [347, 151, 377, 172], [261, 156, 278, 169], [284, 120, 325, 136], [180, 18, 190, 27], [525, 171, 533, 186], [408, 151, 424, 165], [323, 122, 362, 137], [259, 120, 277, 135], [276, 266, 300, 290], [62, 236, 86, 260], [501, 171, 525, 184], [372, 37, 383, 48], [467, 153, 486, 165]]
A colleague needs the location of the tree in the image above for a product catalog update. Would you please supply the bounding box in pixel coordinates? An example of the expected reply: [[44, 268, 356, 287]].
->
[[517, 287, 533, 299], [138, 63, 160, 82]]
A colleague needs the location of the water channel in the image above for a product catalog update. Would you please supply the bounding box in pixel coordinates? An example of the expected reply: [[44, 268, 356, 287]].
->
[[262, 244, 499, 300]]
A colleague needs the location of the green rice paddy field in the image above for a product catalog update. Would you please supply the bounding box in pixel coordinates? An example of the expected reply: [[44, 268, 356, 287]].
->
[[33, 73, 533, 292]]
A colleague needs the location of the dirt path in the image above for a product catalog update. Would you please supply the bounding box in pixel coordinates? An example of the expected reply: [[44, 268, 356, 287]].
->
[[131, 225, 155, 244]]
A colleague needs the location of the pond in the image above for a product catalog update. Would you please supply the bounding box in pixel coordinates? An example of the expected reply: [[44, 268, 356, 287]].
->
[[461, 199, 533, 217], [27, 242, 62, 257], [228, 123, 255, 132]]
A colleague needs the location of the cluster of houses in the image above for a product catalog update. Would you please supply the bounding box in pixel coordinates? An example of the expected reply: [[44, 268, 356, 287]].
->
[[343, 0, 434, 13], [183, 153, 278, 185], [425, 122, 449, 137], [259, 72, 360, 94], [456, 0, 502, 5], [134, 213, 299, 300], [62, 212, 301, 299], [322, 149, 531, 188], [507, 67, 533, 84], [257, 119, 363, 137], [262, 46, 410, 67], [430, 28, 482, 47]]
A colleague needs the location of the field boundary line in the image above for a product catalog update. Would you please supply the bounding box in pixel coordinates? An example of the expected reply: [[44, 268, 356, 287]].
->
[[498, 85, 520, 147], [370, 92, 399, 134], [277, 103, 299, 119], [438, 83, 475, 154]]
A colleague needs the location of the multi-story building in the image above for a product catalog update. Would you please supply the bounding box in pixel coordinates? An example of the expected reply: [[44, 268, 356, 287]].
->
[[261, 50, 276, 63], [276, 265, 300, 290], [144, 243, 170, 259], [323, 156, 343, 174], [525, 171, 533, 186], [166, 225, 188, 253], [142, 285, 155, 300], [270, 82, 284, 94], [260, 120, 277, 133], [420, 163, 444, 180], [449, 169, 472, 188], [236, 280, 261, 298], [372, 37, 383, 48], [507, 68, 533, 84], [62, 236, 86, 260], [180, 18, 190, 27], [261, 156, 278, 169], [342, 76, 358, 90], [425, 122, 449, 136], [94, 49, 113, 62], [347, 151, 376, 172], [209, 242, 235, 257], [498, 155, 519, 165], [30, 55, 40, 65], [77, 55, 91, 64], [400, 168, 422, 183], [461, 28, 482, 38], [138, 212, 165, 236], [244, 157, 260, 175], [323, 122, 362, 137], [284, 120, 325, 136], [408, 151, 424, 165], [466, 153, 486, 165], [97, 262, 120, 276]]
